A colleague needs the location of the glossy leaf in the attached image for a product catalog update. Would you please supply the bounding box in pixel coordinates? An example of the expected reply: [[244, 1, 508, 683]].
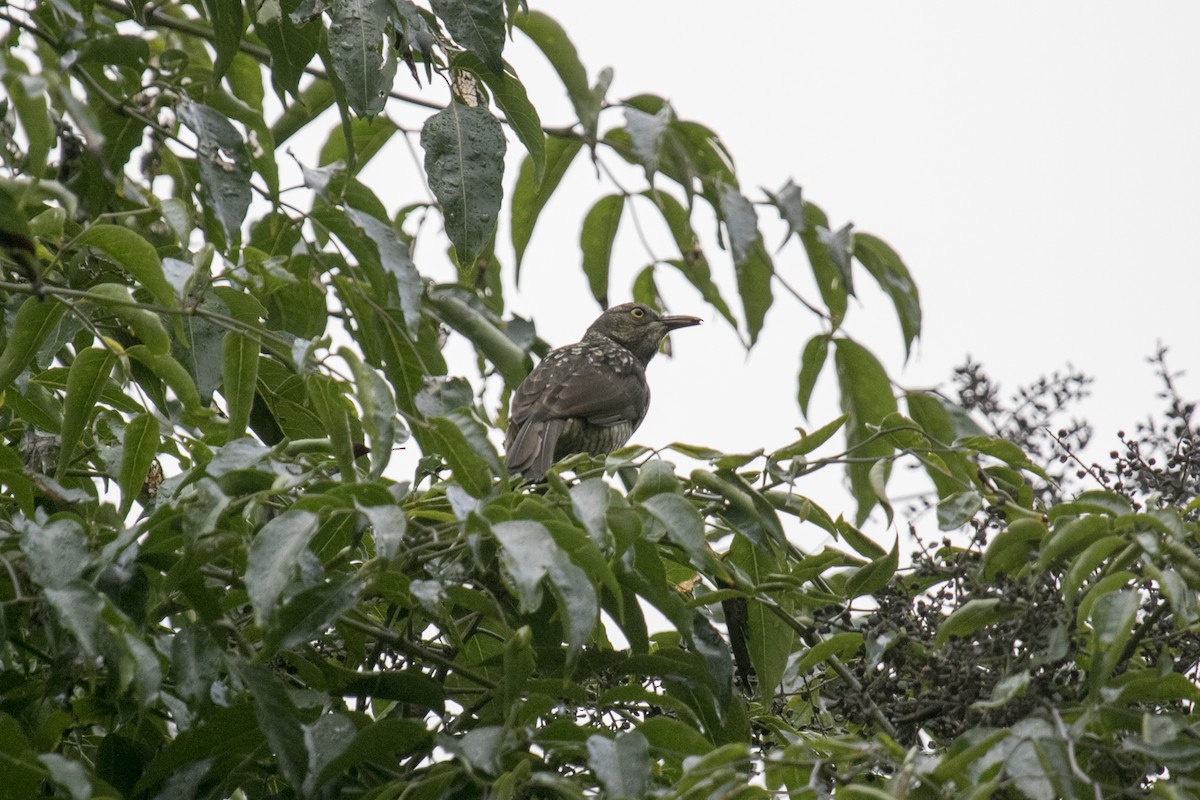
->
[[587, 731, 649, 800], [422, 101, 506, 267], [341, 347, 400, 479], [246, 509, 320, 624], [451, 51, 545, 181], [255, 0, 321, 99], [327, 0, 396, 117], [433, 0, 505, 73], [766, 178, 805, 243], [491, 520, 599, 657], [17, 517, 89, 589], [177, 103, 252, 249], [625, 105, 671, 181], [345, 207, 423, 335]]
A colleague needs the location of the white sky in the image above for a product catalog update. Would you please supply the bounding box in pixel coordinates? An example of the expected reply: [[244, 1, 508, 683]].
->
[[372, 3, 1200, 532]]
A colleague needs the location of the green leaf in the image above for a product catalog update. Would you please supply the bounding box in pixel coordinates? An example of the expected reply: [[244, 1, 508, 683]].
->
[[87, 283, 170, 354], [44, 583, 104, 657], [641, 194, 736, 328], [514, 11, 602, 142], [450, 51, 545, 182], [800, 225, 847, 324], [345, 207, 423, 335], [4, 72, 52, 175], [74, 225, 178, 310], [570, 479, 612, 549], [1088, 589, 1139, 692], [835, 517, 886, 560], [332, 668, 444, 709], [243, 665, 307, 792], [796, 334, 828, 418], [17, 517, 89, 589], [126, 346, 203, 413], [765, 178, 805, 243], [834, 338, 898, 525], [512, 136, 582, 274], [316, 720, 431, 786], [641, 493, 726, 578], [118, 413, 159, 516], [491, 520, 599, 658], [772, 413, 849, 460], [906, 390, 977, 501], [580, 194, 625, 309], [245, 509, 320, 624], [56, 346, 116, 479], [341, 348, 400, 480], [728, 535, 792, 701], [935, 598, 1021, 648], [357, 502, 407, 561], [425, 290, 529, 389], [327, 0, 396, 117], [221, 331, 258, 442], [844, 536, 898, 599], [854, 232, 922, 359], [793, 631, 863, 675], [957, 434, 1047, 479], [177, 103, 252, 249], [256, 0, 321, 100], [319, 115, 398, 173], [427, 414, 497, 498], [625, 105, 671, 182], [307, 374, 357, 480], [717, 183, 758, 265], [1062, 535, 1127, 608], [421, 101, 506, 267], [1036, 515, 1112, 571], [0, 296, 66, 391], [200, 0, 246, 82], [268, 575, 366, 652], [432, 0, 505, 73], [733, 240, 774, 347], [587, 731, 649, 800], [937, 490, 983, 531]]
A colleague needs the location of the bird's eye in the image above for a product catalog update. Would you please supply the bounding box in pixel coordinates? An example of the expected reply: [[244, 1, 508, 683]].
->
[[630, 307, 645, 318]]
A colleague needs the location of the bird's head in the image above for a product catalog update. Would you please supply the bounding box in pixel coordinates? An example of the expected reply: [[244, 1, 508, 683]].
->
[[584, 302, 703, 364]]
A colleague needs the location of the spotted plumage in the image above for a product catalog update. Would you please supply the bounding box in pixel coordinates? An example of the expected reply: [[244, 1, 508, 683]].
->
[[505, 302, 702, 481]]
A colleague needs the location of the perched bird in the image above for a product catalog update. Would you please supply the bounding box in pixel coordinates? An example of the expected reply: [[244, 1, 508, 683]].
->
[[505, 302, 702, 481]]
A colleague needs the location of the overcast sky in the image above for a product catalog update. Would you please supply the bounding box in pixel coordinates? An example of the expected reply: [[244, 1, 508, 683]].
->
[[374, 2, 1200, 529]]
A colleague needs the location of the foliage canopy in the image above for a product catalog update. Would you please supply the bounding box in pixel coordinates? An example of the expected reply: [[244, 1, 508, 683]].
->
[[0, 2, 1198, 798]]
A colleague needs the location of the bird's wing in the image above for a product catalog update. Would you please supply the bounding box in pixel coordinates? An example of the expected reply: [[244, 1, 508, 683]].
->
[[510, 346, 648, 428], [505, 346, 648, 479]]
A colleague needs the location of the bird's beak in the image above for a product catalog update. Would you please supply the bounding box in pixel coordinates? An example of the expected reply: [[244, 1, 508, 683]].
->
[[660, 315, 703, 330]]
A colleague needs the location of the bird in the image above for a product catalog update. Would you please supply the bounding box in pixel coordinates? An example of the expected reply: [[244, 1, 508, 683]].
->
[[505, 302, 702, 481]]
